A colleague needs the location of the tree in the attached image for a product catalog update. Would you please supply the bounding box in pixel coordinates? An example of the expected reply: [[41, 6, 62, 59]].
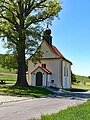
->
[[71, 72, 76, 84], [0, 54, 18, 71], [0, 0, 62, 86]]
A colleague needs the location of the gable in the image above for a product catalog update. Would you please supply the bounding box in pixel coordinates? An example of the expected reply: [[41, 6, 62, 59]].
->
[[28, 40, 72, 65], [41, 40, 59, 58], [31, 66, 52, 74]]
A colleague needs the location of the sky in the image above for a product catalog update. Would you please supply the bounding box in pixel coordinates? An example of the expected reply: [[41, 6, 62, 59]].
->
[[50, 0, 90, 76], [0, 0, 90, 76]]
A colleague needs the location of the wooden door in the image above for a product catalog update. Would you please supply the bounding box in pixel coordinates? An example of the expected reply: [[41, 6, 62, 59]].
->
[[36, 72, 43, 86]]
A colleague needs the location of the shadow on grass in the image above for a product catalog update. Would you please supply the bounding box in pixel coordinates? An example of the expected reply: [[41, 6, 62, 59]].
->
[[0, 85, 90, 100], [62, 88, 88, 92], [0, 85, 54, 98]]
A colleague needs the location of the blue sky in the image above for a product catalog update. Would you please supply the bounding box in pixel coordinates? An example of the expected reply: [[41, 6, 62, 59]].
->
[[50, 0, 90, 76], [0, 0, 90, 76]]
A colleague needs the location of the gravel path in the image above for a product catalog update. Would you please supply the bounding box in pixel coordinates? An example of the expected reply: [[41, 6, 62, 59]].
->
[[0, 93, 87, 120], [0, 95, 31, 104]]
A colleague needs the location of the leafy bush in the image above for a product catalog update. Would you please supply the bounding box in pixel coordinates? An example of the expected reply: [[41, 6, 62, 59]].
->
[[71, 72, 76, 83]]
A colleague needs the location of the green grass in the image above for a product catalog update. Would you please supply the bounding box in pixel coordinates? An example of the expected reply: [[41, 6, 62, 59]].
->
[[0, 86, 53, 97], [72, 84, 90, 90], [0, 65, 17, 74], [0, 73, 16, 84], [40, 99, 90, 120], [71, 75, 90, 91], [62, 88, 88, 92], [76, 75, 90, 83], [0, 66, 53, 97], [0, 65, 17, 84]]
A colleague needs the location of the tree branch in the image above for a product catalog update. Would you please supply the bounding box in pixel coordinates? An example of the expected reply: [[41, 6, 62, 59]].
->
[[25, 13, 53, 29], [0, 29, 18, 45], [24, 0, 46, 18], [0, 14, 19, 31], [0, 5, 19, 26]]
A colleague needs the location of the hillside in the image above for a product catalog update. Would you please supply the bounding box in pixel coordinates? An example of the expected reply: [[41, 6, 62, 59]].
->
[[76, 75, 90, 83]]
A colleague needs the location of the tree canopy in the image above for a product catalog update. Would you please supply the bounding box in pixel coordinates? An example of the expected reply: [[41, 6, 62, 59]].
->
[[0, 54, 18, 71], [0, 0, 62, 86]]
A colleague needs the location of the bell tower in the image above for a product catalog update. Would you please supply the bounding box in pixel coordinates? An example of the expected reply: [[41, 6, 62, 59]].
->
[[43, 25, 52, 46]]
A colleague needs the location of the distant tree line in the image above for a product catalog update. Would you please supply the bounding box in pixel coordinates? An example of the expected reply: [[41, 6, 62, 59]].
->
[[71, 72, 76, 84], [0, 54, 18, 71], [0, 54, 28, 72]]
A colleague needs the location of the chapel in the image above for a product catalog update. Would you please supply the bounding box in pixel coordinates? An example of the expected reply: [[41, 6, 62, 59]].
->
[[28, 27, 72, 89]]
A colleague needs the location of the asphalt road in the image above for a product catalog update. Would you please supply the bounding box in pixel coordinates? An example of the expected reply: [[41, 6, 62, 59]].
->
[[0, 94, 86, 120]]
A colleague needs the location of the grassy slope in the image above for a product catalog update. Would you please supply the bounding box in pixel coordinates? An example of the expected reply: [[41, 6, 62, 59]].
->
[[0, 65, 17, 84], [0, 74, 16, 84], [41, 100, 90, 120], [0, 65, 16, 73], [72, 84, 90, 90], [76, 75, 90, 83], [72, 75, 90, 90]]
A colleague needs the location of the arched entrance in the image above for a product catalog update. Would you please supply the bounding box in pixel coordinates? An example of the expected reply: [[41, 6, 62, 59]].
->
[[36, 72, 43, 86]]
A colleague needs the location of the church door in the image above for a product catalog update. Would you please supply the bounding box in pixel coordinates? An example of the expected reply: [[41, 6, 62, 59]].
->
[[36, 72, 43, 86]]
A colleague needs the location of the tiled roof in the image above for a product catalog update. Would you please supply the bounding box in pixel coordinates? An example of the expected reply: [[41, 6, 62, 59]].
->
[[52, 45, 72, 64], [52, 45, 65, 59], [31, 66, 52, 74]]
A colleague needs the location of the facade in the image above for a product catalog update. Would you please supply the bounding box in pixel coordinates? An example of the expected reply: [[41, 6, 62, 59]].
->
[[28, 28, 72, 89]]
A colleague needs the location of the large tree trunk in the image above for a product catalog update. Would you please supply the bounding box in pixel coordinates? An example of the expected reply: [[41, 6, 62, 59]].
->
[[14, 7, 29, 87], [15, 38, 29, 87]]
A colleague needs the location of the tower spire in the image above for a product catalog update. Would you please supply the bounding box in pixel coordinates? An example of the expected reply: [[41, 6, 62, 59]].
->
[[43, 25, 52, 46]]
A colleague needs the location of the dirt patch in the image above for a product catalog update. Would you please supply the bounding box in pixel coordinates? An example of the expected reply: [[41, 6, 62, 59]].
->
[[0, 72, 17, 76]]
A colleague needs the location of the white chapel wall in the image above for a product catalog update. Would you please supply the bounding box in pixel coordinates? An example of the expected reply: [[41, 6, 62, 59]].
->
[[62, 61, 71, 89], [41, 41, 59, 58], [28, 59, 61, 88], [40, 59, 61, 88]]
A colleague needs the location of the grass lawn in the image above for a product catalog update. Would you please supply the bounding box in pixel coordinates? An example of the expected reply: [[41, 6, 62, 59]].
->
[[0, 73, 16, 85], [72, 84, 90, 90], [40, 99, 90, 120], [76, 75, 90, 83], [0, 67, 53, 97], [0, 65, 17, 74], [0, 64, 17, 85], [61, 83, 90, 92], [0, 85, 53, 97]]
